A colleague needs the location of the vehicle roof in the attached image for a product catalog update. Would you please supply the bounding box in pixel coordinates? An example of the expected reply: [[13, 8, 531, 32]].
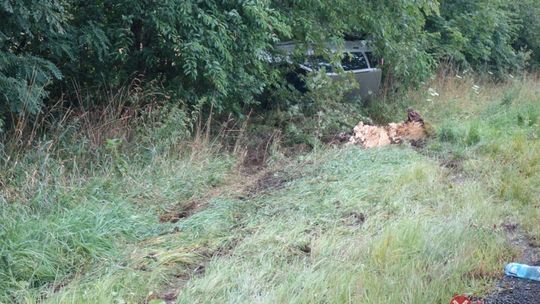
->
[[275, 40, 372, 54]]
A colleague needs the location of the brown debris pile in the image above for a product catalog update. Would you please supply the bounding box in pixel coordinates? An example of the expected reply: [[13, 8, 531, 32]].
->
[[348, 108, 427, 148]]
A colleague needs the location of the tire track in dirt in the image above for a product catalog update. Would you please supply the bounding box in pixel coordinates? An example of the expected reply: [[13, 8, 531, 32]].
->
[[148, 163, 297, 303]]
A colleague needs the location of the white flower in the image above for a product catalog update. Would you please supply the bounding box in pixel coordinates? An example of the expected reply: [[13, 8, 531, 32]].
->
[[428, 88, 439, 97]]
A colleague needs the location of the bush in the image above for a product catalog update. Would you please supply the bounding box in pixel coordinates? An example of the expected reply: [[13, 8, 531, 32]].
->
[[466, 124, 481, 146], [263, 69, 369, 146], [2, 0, 540, 129], [426, 0, 527, 75], [439, 124, 461, 143]]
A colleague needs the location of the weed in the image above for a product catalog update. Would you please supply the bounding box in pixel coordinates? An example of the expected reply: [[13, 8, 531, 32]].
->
[[466, 123, 481, 146], [439, 123, 461, 143], [501, 89, 518, 106]]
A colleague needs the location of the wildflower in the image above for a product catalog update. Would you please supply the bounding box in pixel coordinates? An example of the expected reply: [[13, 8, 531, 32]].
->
[[428, 88, 439, 97]]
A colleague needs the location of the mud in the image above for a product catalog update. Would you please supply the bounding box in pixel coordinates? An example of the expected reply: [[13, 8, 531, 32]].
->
[[348, 109, 428, 148]]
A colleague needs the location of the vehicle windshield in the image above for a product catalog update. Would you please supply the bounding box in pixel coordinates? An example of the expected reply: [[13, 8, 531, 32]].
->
[[304, 52, 370, 72], [341, 52, 369, 71], [303, 56, 335, 73]]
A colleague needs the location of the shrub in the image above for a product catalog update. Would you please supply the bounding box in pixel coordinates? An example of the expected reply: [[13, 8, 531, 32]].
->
[[439, 124, 461, 143], [466, 123, 481, 146]]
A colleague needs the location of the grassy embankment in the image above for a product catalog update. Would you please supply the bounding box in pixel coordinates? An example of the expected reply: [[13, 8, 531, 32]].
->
[[0, 74, 539, 303]]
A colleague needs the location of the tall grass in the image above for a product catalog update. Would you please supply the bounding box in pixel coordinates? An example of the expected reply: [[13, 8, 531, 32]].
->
[[175, 73, 539, 303], [1, 73, 539, 303], [0, 94, 237, 302]]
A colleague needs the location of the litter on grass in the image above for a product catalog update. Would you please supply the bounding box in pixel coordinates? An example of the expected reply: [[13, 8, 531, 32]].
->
[[505, 263, 540, 282]]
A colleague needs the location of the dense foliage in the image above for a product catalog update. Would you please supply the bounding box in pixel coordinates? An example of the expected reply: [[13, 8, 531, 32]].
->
[[1, 0, 540, 127], [0, 1, 67, 123], [427, 0, 526, 74]]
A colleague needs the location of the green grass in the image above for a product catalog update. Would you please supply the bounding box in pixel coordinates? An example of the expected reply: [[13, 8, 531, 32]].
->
[[0, 135, 235, 302], [174, 147, 511, 304], [1, 74, 539, 303]]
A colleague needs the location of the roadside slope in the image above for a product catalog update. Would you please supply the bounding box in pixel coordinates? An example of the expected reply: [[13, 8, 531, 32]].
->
[[8, 75, 539, 304]]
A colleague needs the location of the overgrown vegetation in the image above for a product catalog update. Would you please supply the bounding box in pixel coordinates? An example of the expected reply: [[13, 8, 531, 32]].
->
[[2, 0, 540, 127], [2, 1, 540, 303], [0, 71, 538, 303]]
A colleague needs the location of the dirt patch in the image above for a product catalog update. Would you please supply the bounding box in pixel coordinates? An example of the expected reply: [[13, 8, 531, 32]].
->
[[348, 108, 428, 148], [482, 225, 540, 304], [144, 237, 243, 304], [146, 289, 179, 304], [441, 158, 463, 170], [440, 158, 469, 184], [159, 199, 202, 223], [297, 243, 312, 254], [342, 211, 366, 226], [325, 132, 353, 145], [246, 171, 289, 196], [157, 166, 288, 225]]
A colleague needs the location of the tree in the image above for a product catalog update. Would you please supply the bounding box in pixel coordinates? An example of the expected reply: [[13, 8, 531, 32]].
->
[[0, 0, 68, 127], [426, 0, 526, 74], [1, 0, 539, 130], [511, 0, 540, 68]]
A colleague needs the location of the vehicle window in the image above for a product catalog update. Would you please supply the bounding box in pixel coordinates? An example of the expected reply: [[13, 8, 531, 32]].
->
[[364, 51, 379, 68], [341, 52, 369, 71], [304, 56, 334, 73]]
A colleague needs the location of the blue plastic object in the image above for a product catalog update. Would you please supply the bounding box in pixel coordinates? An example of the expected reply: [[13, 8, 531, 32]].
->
[[505, 263, 540, 282]]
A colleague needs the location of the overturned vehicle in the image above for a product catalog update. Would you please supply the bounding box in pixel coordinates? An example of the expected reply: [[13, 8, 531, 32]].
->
[[274, 40, 382, 100]]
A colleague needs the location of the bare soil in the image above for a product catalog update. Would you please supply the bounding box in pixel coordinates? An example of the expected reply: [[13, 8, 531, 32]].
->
[[246, 170, 289, 196], [159, 199, 202, 223]]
